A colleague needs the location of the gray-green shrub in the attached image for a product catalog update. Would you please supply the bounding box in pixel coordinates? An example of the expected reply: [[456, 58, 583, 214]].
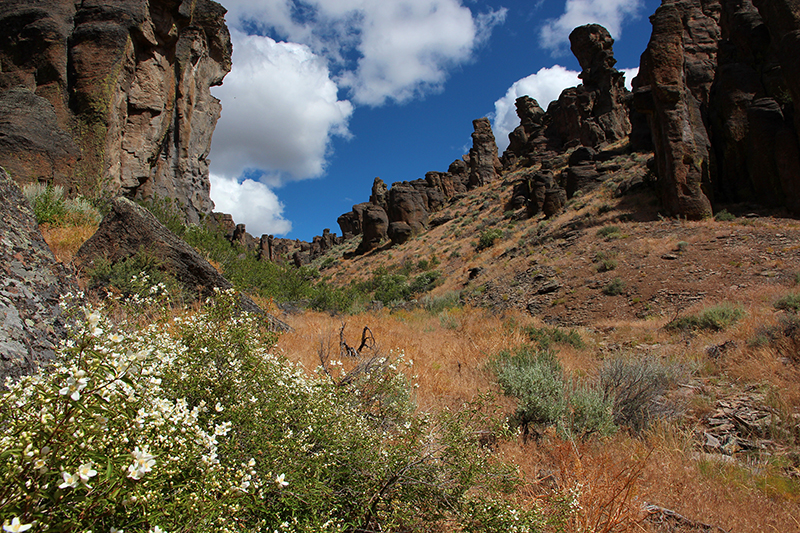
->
[[600, 356, 680, 432]]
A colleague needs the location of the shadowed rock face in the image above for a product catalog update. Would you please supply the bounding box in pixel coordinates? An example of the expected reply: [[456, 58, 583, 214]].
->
[[0, 0, 231, 223], [634, 0, 719, 220], [0, 168, 77, 382], [709, 0, 800, 212]]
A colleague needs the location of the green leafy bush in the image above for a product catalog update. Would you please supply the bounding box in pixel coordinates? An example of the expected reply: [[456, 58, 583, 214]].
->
[[665, 302, 745, 332], [490, 347, 566, 438], [23, 183, 101, 226], [87, 249, 183, 303], [596, 225, 622, 239], [602, 277, 627, 296], [476, 228, 504, 251], [594, 251, 618, 272], [714, 209, 735, 221], [0, 289, 526, 533], [566, 385, 616, 438], [524, 325, 585, 350], [490, 347, 616, 440], [775, 293, 800, 313]]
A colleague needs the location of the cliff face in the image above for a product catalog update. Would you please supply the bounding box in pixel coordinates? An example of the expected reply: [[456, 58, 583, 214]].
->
[[634, 0, 800, 218], [0, 0, 231, 223]]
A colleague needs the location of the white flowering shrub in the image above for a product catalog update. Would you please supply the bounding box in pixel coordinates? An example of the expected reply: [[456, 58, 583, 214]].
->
[[1, 288, 542, 532]]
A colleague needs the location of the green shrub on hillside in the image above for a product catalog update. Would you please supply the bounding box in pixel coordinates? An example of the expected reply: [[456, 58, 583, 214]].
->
[[775, 292, 800, 313], [476, 228, 504, 251], [23, 182, 101, 226], [603, 277, 627, 296], [524, 325, 585, 350], [665, 302, 745, 332], [491, 347, 566, 437], [490, 347, 615, 439], [596, 225, 622, 239]]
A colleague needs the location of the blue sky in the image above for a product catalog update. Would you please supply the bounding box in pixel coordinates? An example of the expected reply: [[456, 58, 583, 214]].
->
[[208, 0, 661, 241]]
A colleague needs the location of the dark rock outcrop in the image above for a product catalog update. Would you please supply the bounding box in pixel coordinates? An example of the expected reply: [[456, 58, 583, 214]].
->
[[388, 182, 429, 234], [0, 0, 232, 223], [356, 204, 389, 254], [502, 24, 632, 169], [633, 0, 719, 219], [708, 0, 800, 212], [74, 197, 292, 331], [546, 25, 632, 151], [634, 0, 800, 218], [0, 167, 77, 382], [388, 221, 413, 245], [468, 118, 503, 187], [510, 170, 566, 218]]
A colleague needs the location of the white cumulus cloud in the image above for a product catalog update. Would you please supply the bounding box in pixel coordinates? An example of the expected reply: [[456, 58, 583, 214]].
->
[[210, 174, 292, 236], [209, 30, 353, 184], [221, 0, 507, 106], [539, 0, 644, 55], [621, 67, 639, 90], [492, 65, 581, 152], [339, 1, 507, 105]]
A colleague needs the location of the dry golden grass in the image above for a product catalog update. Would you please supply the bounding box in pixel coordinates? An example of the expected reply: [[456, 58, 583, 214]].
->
[[40, 223, 98, 263], [275, 296, 800, 532], [278, 306, 539, 410]]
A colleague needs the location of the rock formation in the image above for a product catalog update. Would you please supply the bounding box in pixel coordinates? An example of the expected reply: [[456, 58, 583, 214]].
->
[[0, 168, 76, 382], [634, 0, 800, 218], [0, 0, 232, 223], [502, 24, 633, 169], [356, 204, 389, 254], [547, 24, 632, 150], [633, 0, 719, 219], [468, 118, 503, 187], [708, 0, 800, 212], [338, 118, 501, 252]]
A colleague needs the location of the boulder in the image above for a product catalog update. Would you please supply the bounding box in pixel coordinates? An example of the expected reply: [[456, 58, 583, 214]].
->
[[337, 202, 370, 238], [388, 182, 428, 233], [388, 221, 413, 245], [468, 118, 503, 187], [634, 0, 718, 219], [542, 188, 567, 218], [356, 204, 389, 254], [74, 197, 290, 331], [0, 0, 232, 223], [566, 164, 603, 198], [0, 167, 77, 382]]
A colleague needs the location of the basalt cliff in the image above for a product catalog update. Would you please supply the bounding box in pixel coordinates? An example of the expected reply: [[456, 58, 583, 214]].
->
[[0, 0, 231, 223]]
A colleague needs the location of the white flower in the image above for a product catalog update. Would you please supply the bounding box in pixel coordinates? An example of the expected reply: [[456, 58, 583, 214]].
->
[[59, 371, 89, 401], [214, 402, 224, 412], [59, 471, 80, 489], [275, 473, 288, 487], [109, 333, 124, 343], [3, 517, 32, 532], [110, 528, 124, 533], [149, 527, 166, 533], [127, 446, 156, 480], [78, 462, 97, 482], [214, 421, 232, 436]]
